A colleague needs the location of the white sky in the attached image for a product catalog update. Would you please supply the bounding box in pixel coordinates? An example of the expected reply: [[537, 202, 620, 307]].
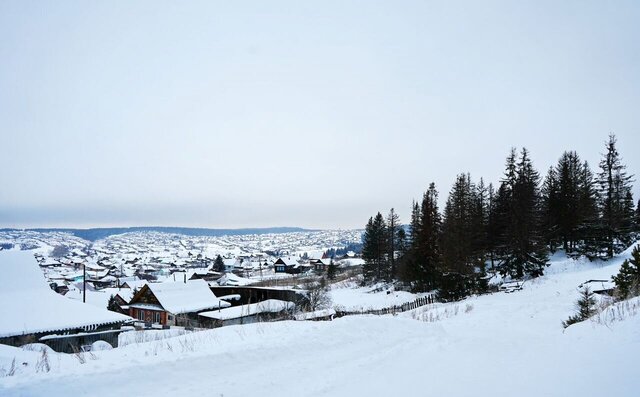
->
[[1, 1, 639, 229]]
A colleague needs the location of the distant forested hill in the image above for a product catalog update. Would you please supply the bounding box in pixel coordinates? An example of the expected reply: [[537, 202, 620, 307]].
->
[[0, 226, 312, 241]]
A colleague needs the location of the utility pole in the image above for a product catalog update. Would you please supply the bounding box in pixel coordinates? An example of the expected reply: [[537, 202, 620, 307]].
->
[[83, 262, 86, 303]]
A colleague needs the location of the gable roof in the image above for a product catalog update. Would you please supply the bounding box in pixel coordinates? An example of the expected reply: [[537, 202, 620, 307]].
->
[[143, 279, 230, 314], [275, 257, 298, 267]]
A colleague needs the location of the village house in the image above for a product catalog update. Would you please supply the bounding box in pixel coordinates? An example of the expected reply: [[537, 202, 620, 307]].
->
[[127, 279, 231, 328], [273, 257, 300, 273], [310, 258, 333, 272]]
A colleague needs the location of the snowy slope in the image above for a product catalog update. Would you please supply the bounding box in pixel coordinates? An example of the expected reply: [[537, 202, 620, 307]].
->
[[1, 248, 639, 396]]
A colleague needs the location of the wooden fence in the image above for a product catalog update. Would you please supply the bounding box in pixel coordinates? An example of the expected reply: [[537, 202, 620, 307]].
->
[[335, 294, 436, 318]]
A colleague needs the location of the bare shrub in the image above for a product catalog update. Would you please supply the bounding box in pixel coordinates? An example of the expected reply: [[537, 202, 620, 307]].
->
[[71, 346, 86, 364], [35, 349, 51, 373], [303, 278, 332, 312], [2, 358, 17, 377]]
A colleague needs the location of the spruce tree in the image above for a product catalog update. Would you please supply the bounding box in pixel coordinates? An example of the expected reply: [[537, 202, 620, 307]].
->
[[402, 183, 442, 291], [563, 286, 597, 328], [362, 217, 377, 283], [596, 134, 635, 258], [576, 161, 601, 259], [542, 152, 599, 256], [636, 199, 640, 232], [386, 208, 402, 280], [213, 255, 225, 273], [442, 173, 476, 276], [495, 148, 548, 278], [486, 182, 498, 269], [612, 245, 640, 299], [107, 295, 120, 313], [541, 166, 560, 251], [327, 259, 337, 281], [409, 200, 421, 250], [361, 213, 388, 284]]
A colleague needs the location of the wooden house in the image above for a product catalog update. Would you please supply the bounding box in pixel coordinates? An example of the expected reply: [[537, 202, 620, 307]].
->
[[311, 258, 332, 272], [128, 279, 230, 328], [274, 257, 302, 273]]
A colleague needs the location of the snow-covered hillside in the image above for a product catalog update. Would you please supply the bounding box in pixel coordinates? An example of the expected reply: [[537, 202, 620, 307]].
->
[[1, 248, 639, 396]]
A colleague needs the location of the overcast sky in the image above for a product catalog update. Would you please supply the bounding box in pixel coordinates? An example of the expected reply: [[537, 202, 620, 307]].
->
[[1, 1, 639, 230]]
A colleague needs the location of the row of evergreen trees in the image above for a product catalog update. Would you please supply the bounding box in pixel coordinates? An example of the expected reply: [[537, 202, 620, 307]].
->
[[362, 134, 639, 300]]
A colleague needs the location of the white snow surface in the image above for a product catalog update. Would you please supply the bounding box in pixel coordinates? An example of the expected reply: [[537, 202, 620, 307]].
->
[[330, 282, 426, 311], [199, 299, 294, 321], [0, 250, 130, 338], [1, 246, 640, 396]]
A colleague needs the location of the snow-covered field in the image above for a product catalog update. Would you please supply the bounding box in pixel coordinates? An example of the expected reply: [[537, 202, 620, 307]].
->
[[330, 281, 427, 311], [1, 248, 639, 396]]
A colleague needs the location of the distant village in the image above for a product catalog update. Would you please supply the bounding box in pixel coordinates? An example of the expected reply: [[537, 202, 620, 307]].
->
[[0, 230, 364, 353]]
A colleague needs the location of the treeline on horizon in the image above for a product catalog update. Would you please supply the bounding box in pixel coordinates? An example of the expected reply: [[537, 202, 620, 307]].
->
[[0, 226, 311, 241], [362, 134, 640, 301]]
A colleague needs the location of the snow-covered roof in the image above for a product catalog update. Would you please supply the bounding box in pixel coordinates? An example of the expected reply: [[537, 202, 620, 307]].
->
[[146, 279, 231, 315], [198, 299, 294, 321], [294, 308, 336, 321], [0, 250, 131, 338], [216, 273, 253, 286], [275, 257, 298, 267]]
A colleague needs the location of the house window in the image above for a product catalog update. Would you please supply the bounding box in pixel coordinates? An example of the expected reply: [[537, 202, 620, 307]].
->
[[154, 312, 161, 324], [137, 309, 145, 321]]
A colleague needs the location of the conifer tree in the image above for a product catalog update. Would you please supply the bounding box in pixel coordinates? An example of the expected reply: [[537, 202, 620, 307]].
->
[[596, 134, 635, 257], [386, 208, 402, 280], [542, 152, 599, 256], [636, 199, 640, 232], [406, 183, 442, 291], [495, 148, 548, 278], [563, 286, 597, 328], [213, 255, 225, 272], [486, 182, 498, 269], [107, 295, 120, 313], [409, 200, 421, 249], [362, 217, 376, 283], [361, 212, 388, 284], [541, 166, 560, 251], [327, 258, 337, 281], [612, 245, 640, 299]]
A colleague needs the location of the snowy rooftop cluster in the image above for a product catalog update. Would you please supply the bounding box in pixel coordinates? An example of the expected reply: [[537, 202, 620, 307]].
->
[[0, 250, 130, 338]]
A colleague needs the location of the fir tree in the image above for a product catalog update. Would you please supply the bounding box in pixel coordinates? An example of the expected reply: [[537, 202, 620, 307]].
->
[[542, 152, 599, 256], [403, 183, 442, 291], [327, 258, 337, 281], [495, 148, 548, 278], [563, 286, 597, 328], [362, 212, 388, 284], [409, 200, 421, 250], [213, 255, 225, 273], [107, 295, 120, 313], [438, 173, 490, 299], [596, 133, 635, 257], [386, 208, 402, 280], [362, 217, 376, 283], [636, 199, 640, 232], [612, 245, 640, 299]]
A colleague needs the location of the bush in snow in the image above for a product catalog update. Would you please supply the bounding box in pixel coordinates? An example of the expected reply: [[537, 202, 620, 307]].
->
[[563, 286, 597, 328], [302, 277, 332, 312]]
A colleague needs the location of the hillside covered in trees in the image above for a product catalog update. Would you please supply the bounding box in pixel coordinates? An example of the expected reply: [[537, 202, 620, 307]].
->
[[362, 134, 639, 300]]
